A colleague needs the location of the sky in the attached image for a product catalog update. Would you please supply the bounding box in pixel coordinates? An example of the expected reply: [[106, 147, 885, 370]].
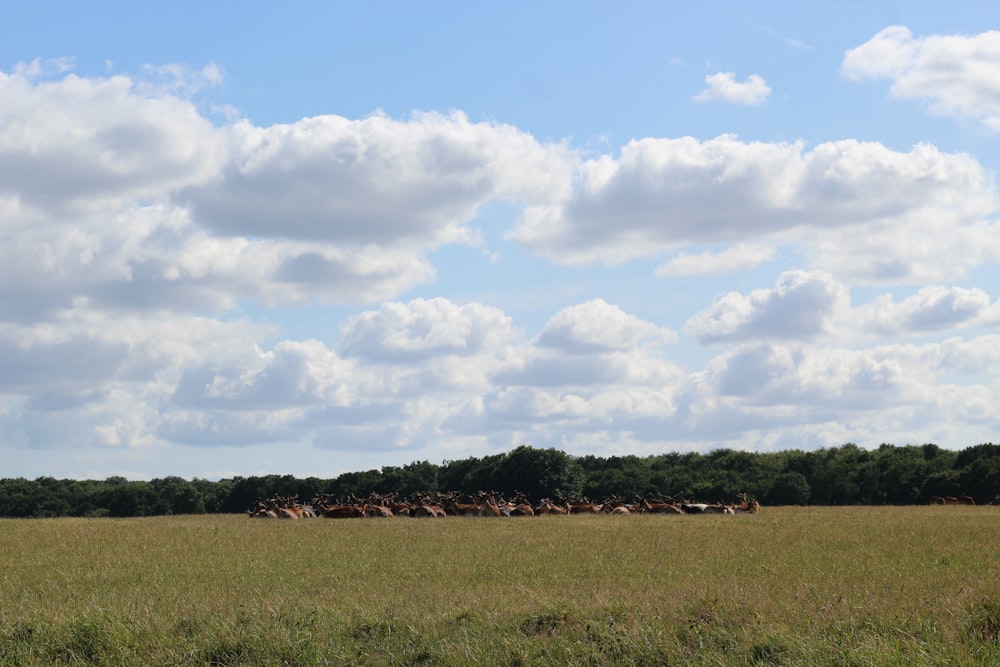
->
[[2, 2, 1000, 481]]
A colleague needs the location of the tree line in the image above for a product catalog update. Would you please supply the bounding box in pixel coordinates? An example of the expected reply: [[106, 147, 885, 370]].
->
[[0, 442, 998, 518]]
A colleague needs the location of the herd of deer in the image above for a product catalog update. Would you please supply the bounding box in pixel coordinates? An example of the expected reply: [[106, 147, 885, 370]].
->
[[246, 491, 763, 519], [929, 494, 1000, 505], [929, 495, 977, 505]]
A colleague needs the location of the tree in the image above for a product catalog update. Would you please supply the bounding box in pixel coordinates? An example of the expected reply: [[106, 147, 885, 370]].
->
[[921, 470, 963, 501], [953, 443, 1000, 470], [0, 478, 39, 517], [401, 460, 440, 495], [876, 444, 930, 504], [492, 446, 584, 499], [195, 477, 232, 513], [962, 457, 1000, 503], [767, 472, 811, 505]]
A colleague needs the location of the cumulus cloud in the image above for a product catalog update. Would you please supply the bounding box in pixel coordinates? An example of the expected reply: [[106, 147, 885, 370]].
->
[[858, 286, 1000, 336], [843, 26, 1000, 130], [677, 333, 1000, 447], [339, 298, 518, 361], [0, 310, 273, 451], [685, 274, 1000, 346], [685, 271, 850, 344], [693, 72, 772, 105], [709, 343, 908, 406], [3, 284, 999, 465], [536, 299, 677, 353], [181, 110, 574, 246], [179, 340, 362, 410], [487, 303, 686, 431], [0, 69, 578, 321], [162, 297, 690, 450], [0, 69, 223, 217], [508, 135, 1000, 282]]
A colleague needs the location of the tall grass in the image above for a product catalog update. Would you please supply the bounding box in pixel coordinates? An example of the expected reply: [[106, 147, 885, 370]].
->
[[1, 507, 998, 665]]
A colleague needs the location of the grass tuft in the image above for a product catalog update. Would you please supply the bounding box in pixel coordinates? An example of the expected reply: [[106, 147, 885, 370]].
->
[[518, 608, 571, 636], [970, 597, 1000, 643], [42, 615, 115, 666]]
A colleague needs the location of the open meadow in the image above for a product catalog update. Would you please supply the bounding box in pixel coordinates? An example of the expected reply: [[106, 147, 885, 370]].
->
[[1, 506, 999, 666]]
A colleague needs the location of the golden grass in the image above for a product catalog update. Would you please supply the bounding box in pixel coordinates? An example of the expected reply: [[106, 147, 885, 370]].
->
[[2, 507, 999, 665]]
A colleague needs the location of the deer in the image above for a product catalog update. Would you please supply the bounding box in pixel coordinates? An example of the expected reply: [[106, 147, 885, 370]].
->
[[410, 492, 446, 517], [536, 499, 568, 515], [311, 493, 365, 518], [439, 492, 481, 517], [560, 496, 602, 514], [499, 492, 536, 516], [247, 500, 278, 518], [362, 493, 394, 518], [636, 497, 684, 514], [734, 493, 761, 514], [477, 492, 502, 517]]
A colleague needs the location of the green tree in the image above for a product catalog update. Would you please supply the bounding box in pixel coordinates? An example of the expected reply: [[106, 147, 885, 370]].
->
[[767, 471, 812, 505], [921, 470, 963, 500], [195, 477, 232, 513], [401, 460, 440, 495], [954, 443, 1000, 470], [438, 457, 484, 495], [0, 478, 38, 517], [494, 445, 585, 499], [876, 444, 930, 504], [962, 457, 1000, 503]]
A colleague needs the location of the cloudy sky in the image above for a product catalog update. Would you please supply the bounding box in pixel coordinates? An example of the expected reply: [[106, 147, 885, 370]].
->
[[3, 2, 1000, 481]]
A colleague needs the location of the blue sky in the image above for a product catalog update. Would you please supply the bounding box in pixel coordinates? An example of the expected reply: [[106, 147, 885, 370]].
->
[[2, 2, 1000, 480]]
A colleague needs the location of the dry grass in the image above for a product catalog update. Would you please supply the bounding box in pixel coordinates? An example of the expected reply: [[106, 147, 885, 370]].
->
[[1, 506, 999, 665]]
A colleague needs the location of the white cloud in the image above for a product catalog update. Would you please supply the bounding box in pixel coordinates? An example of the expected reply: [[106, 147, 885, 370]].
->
[[189, 340, 363, 409], [655, 243, 775, 276], [858, 286, 1000, 336], [182, 110, 574, 246], [0, 310, 274, 451], [0, 310, 271, 396], [679, 334, 1000, 444], [2, 285, 999, 465], [340, 298, 518, 361], [2, 71, 578, 318], [764, 28, 810, 50], [685, 271, 850, 344], [693, 72, 772, 105], [938, 335, 1000, 374], [509, 135, 999, 282], [0, 70, 224, 217], [140, 297, 690, 451], [843, 26, 1000, 130], [686, 273, 1000, 346], [536, 299, 677, 353], [11, 57, 75, 79], [137, 62, 225, 96]]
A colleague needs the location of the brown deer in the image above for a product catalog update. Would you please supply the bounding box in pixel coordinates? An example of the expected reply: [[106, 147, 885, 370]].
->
[[636, 497, 683, 514], [561, 496, 601, 514], [536, 499, 568, 515]]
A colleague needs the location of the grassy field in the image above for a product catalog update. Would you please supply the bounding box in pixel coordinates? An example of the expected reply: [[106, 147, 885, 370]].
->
[[1, 506, 999, 666]]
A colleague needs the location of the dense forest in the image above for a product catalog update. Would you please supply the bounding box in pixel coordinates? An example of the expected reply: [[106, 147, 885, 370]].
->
[[1, 442, 999, 518]]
